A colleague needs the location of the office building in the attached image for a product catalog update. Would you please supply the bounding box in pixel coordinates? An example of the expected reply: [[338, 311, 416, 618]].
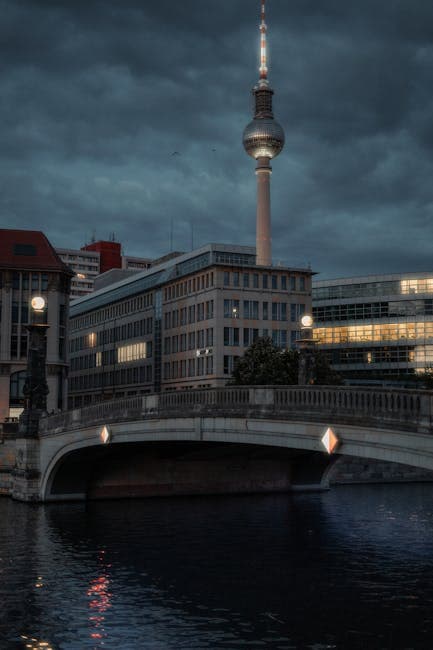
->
[[68, 244, 312, 407], [57, 240, 152, 299], [313, 273, 433, 382]]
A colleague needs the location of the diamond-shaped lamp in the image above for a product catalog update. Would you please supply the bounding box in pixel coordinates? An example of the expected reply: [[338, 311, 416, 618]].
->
[[321, 427, 339, 454], [100, 425, 111, 444]]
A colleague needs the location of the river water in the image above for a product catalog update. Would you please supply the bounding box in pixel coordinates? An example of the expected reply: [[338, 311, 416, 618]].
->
[[1, 484, 433, 649]]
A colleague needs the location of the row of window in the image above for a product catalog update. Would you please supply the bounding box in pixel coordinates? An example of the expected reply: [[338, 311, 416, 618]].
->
[[223, 271, 307, 292], [328, 345, 433, 366], [313, 300, 433, 323], [164, 329, 214, 354], [223, 327, 299, 348], [164, 272, 214, 301], [164, 301, 214, 329], [69, 365, 153, 391], [313, 278, 433, 302], [163, 356, 214, 380], [71, 293, 153, 330], [315, 322, 433, 345], [70, 341, 153, 371], [224, 300, 306, 322], [11, 271, 49, 292], [69, 318, 153, 352]]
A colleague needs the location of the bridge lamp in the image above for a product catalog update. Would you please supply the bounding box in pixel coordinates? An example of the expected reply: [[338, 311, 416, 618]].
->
[[297, 314, 316, 385], [321, 427, 339, 454], [100, 425, 111, 444], [31, 296, 46, 312], [19, 296, 49, 437], [301, 314, 313, 330]]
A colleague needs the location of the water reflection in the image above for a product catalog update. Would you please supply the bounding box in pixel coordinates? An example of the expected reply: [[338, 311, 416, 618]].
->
[[0, 485, 432, 648], [87, 550, 112, 644]]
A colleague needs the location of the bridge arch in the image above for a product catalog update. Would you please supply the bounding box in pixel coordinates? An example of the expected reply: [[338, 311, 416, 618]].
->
[[39, 409, 433, 501]]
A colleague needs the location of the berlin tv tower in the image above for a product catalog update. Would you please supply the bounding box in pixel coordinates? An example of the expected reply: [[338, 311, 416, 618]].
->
[[243, 0, 285, 267]]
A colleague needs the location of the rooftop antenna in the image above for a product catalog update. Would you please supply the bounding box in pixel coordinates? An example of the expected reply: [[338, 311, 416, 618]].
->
[[259, 0, 268, 81]]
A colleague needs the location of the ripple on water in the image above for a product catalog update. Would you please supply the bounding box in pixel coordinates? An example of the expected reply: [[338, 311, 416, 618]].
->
[[1, 485, 433, 648]]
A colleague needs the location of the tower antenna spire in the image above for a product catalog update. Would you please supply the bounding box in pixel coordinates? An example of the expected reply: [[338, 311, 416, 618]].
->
[[259, 0, 268, 80]]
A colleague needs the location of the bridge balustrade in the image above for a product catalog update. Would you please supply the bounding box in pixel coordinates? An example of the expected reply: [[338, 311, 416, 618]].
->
[[38, 386, 433, 437]]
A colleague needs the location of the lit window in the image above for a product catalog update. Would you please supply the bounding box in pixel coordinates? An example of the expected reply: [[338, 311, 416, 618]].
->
[[117, 342, 148, 363]]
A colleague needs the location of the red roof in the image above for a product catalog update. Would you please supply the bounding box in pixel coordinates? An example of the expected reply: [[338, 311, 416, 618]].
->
[[0, 229, 73, 274]]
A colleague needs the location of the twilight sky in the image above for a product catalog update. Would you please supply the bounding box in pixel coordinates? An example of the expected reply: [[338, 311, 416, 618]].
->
[[2, 0, 433, 279]]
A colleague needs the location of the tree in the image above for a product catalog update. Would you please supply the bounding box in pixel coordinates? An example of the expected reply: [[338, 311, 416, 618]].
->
[[229, 337, 342, 386], [313, 350, 343, 385]]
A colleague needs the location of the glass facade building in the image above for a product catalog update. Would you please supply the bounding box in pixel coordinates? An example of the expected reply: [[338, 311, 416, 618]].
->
[[313, 273, 433, 382]]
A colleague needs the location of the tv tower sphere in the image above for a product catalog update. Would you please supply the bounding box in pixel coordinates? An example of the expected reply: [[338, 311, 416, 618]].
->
[[243, 110, 285, 160], [243, 0, 285, 266]]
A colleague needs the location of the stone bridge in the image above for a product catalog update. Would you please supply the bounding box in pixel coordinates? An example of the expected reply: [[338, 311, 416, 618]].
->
[[10, 385, 433, 502]]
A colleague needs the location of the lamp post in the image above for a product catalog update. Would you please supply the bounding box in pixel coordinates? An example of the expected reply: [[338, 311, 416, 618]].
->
[[297, 314, 316, 385], [18, 296, 49, 437]]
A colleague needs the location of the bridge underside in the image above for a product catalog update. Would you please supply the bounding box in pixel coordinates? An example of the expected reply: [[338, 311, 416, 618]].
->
[[47, 441, 337, 502]]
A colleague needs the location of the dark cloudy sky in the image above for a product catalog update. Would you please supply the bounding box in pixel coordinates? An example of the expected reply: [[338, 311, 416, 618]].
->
[[2, 0, 433, 279]]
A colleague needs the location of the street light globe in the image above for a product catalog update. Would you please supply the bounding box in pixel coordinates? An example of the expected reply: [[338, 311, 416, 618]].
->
[[301, 314, 313, 328], [31, 296, 46, 311]]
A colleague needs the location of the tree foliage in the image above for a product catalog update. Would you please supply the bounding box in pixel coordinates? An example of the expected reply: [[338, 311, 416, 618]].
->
[[229, 337, 342, 386]]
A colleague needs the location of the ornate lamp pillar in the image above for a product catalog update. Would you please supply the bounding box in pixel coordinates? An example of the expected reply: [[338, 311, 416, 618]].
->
[[297, 314, 316, 385], [18, 296, 49, 438]]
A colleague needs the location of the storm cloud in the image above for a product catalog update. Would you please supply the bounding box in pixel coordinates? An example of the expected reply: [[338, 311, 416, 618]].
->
[[1, 0, 433, 278]]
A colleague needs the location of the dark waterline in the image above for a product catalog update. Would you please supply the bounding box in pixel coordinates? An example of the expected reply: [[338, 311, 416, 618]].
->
[[1, 484, 433, 649]]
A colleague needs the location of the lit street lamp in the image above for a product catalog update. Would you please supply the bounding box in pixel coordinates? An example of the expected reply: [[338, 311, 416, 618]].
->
[[18, 296, 50, 437], [297, 314, 316, 385]]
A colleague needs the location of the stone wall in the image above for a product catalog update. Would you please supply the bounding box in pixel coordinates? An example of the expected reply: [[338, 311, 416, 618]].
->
[[0, 425, 17, 496], [329, 455, 433, 485]]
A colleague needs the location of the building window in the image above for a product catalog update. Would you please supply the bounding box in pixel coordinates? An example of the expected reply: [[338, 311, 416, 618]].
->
[[117, 342, 148, 363], [224, 299, 240, 318], [263, 274, 268, 289], [272, 275, 278, 289], [243, 273, 249, 288], [244, 300, 259, 319], [233, 272, 240, 287], [224, 271, 230, 286], [272, 302, 287, 321], [243, 328, 259, 347], [253, 273, 259, 288], [224, 355, 239, 375], [272, 329, 287, 349], [9, 370, 26, 407], [224, 327, 239, 346]]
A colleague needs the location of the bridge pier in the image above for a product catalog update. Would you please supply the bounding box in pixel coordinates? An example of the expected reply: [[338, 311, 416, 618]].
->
[[11, 437, 41, 502], [291, 452, 339, 491]]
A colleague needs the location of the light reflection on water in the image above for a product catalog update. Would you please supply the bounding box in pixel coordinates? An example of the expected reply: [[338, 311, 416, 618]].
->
[[1, 484, 433, 648]]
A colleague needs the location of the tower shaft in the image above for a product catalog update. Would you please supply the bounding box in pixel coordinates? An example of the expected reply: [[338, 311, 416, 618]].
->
[[256, 157, 272, 266]]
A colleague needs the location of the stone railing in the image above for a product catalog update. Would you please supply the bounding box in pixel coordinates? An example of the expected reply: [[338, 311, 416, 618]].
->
[[39, 385, 433, 436]]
